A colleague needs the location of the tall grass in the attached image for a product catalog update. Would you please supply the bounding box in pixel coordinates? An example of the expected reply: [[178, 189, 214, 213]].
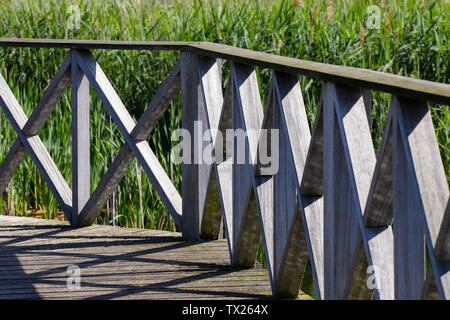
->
[[0, 0, 448, 297]]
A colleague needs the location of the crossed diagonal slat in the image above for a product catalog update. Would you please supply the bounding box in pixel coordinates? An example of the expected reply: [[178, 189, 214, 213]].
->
[[194, 56, 325, 298], [0, 54, 73, 221], [0, 50, 182, 228]]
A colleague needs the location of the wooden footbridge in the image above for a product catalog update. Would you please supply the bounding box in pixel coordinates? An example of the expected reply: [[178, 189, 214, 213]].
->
[[0, 38, 449, 300]]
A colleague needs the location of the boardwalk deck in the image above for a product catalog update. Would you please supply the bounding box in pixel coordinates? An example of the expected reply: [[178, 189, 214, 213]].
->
[[0, 215, 311, 300]]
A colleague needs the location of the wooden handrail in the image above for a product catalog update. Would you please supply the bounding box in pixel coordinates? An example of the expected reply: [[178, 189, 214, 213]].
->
[[0, 38, 449, 105]]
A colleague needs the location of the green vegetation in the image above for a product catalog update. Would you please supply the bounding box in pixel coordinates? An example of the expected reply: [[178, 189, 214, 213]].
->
[[0, 0, 448, 298]]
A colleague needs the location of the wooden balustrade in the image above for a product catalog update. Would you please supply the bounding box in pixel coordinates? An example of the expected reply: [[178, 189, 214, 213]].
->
[[0, 38, 449, 299]]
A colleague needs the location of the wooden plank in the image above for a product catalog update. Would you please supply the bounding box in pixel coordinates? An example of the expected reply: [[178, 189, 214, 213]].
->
[[71, 50, 91, 226], [78, 60, 182, 227], [0, 73, 73, 222], [76, 50, 182, 228], [1, 38, 449, 105], [0, 216, 313, 300], [197, 56, 224, 239], [78, 145, 134, 226], [131, 60, 181, 140], [364, 109, 393, 227], [323, 82, 371, 299], [180, 52, 210, 240], [438, 199, 450, 260], [0, 53, 71, 194], [0, 140, 27, 194]]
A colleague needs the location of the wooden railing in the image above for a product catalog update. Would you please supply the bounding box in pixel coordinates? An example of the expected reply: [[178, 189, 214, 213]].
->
[[0, 38, 449, 300]]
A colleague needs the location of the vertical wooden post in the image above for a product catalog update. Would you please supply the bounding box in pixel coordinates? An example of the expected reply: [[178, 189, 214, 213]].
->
[[181, 52, 210, 240], [71, 50, 90, 227]]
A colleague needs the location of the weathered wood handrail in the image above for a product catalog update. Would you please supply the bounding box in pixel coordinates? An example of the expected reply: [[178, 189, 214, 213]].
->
[[0, 38, 449, 300]]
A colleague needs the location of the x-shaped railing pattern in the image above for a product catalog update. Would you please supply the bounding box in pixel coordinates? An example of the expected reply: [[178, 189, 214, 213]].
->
[[0, 50, 182, 229], [0, 50, 449, 300], [189, 55, 449, 300]]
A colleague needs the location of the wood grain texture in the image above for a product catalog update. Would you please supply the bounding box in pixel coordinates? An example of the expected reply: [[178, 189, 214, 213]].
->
[[0, 73, 73, 222], [394, 96, 450, 299], [71, 51, 91, 226], [0, 54, 71, 194], [76, 50, 182, 228], [229, 62, 263, 267], [364, 109, 393, 227], [78, 60, 182, 227], [0, 215, 313, 300]]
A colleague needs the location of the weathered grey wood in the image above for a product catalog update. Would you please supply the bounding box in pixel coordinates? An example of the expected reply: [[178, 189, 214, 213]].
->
[[392, 96, 426, 299], [364, 110, 393, 227], [23, 53, 72, 136], [364, 226, 395, 299], [230, 62, 263, 267], [131, 60, 181, 140], [0, 73, 73, 222], [180, 53, 211, 240], [394, 96, 450, 299], [300, 92, 323, 196], [0, 215, 314, 300], [270, 72, 324, 298], [197, 56, 224, 239], [75, 50, 182, 228], [1, 38, 449, 105], [71, 50, 91, 227], [323, 82, 373, 299], [78, 60, 182, 227], [0, 140, 27, 194]]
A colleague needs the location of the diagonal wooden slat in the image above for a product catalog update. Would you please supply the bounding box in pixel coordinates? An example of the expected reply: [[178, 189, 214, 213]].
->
[[77, 59, 181, 227], [0, 73, 73, 222], [77, 56, 182, 228], [392, 96, 426, 299], [393, 95, 450, 299], [364, 109, 393, 227], [271, 71, 325, 298], [300, 92, 323, 196], [75, 50, 182, 228]]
